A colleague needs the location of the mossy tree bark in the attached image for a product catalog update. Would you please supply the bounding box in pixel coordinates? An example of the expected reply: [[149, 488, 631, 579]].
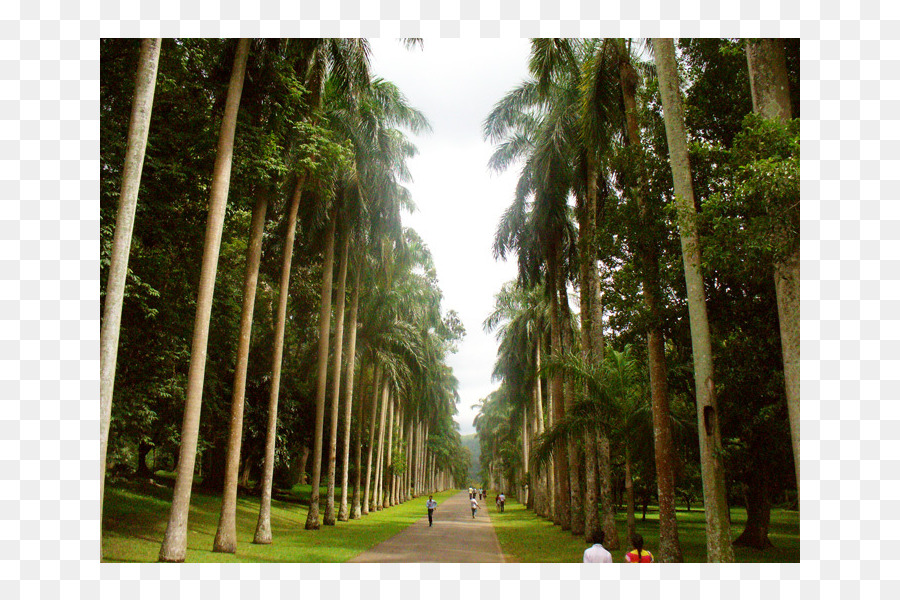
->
[[746, 38, 800, 495], [655, 37, 733, 562]]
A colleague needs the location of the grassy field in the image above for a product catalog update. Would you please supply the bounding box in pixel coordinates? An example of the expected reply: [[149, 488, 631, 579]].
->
[[102, 475, 458, 563], [490, 497, 800, 563]]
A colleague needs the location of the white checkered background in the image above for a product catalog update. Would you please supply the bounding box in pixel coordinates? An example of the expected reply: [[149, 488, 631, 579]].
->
[[0, 0, 893, 597]]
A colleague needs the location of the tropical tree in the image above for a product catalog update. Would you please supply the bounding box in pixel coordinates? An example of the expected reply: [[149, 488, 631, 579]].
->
[[100, 38, 161, 518], [654, 37, 734, 562], [159, 38, 251, 563], [255, 38, 369, 540], [745, 38, 800, 493]]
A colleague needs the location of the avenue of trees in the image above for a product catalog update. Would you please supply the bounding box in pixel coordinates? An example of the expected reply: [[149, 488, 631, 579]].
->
[[100, 39, 471, 562], [475, 38, 799, 562]]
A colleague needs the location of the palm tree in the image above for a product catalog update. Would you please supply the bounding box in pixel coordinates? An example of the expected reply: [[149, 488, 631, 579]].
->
[[159, 38, 251, 562], [307, 73, 430, 529], [322, 229, 351, 526], [212, 189, 268, 553], [101, 38, 161, 518], [214, 38, 304, 554], [338, 262, 362, 521], [654, 37, 735, 562], [305, 214, 338, 530], [255, 38, 372, 539]]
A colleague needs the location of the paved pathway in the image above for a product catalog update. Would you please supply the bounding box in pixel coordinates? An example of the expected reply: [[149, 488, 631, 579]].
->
[[348, 490, 506, 562]]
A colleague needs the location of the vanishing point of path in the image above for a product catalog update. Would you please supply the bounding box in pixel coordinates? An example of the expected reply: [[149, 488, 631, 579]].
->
[[348, 490, 506, 563]]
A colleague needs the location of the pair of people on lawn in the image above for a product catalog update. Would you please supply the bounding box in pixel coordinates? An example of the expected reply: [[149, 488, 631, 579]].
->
[[583, 532, 654, 563]]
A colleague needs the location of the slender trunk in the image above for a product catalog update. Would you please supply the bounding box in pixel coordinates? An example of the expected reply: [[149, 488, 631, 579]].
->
[[323, 233, 350, 526], [158, 39, 249, 563], [746, 38, 800, 494], [213, 189, 268, 553], [522, 405, 530, 507], [617, 41, 683, 562], [592, 264, 618, 550], [101, 38, 161, 517], [655, 38, 733, 562], [559, 267, 584, 536], [254, 177, 304, 545], [305, 216, 338, 530], [576, 175, 602, 543], [339, 263, 361, 521], [534, 343, 549, 518], [547, 258, 571, 530], [374, 383, 389, 510], [350, 358, 366, 519], [625, 446, 636, 543], [384, 397, 395, 507], [362, 362, 381, 515]]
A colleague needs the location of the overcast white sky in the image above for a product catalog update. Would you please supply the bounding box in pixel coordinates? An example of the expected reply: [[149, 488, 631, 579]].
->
[[369, 39, 532, 436]]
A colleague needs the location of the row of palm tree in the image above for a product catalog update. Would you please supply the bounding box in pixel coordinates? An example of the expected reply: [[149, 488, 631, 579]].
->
[[100, 39, 468, 562], [476, 38, 798, 562]]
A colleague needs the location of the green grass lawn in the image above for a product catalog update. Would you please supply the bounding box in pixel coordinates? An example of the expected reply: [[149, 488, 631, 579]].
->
[[490, 497, 799, 563], [102, 476, 458, 563]]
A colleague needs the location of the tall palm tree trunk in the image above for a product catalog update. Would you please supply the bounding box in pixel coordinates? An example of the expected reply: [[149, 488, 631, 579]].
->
[[159, 38, 250, 562], [591, 255, 618, 550], [339, 263, 361, 521], [655, 38, 733, 562], [383, 397, 395, 507], [560, 293, 585, 537], [323, 232, 350, 526], [618, 41, 683, 562], [746, 38, 800, 495], [306, 215, 338, 530], [213, 189, 268, 553], [533, 342, 550, 518], [101, 38, 161, 518], [577, 183, 600, 543], [350, 357, 367, 519], [253, 177, 304, 545], [547, 258, 571, 530], [374, 383, 389, 510], [362, 362, 381, 515]]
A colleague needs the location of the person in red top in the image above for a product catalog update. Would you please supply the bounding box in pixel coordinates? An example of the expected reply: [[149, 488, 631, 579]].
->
[[624, 533, 654, 563]]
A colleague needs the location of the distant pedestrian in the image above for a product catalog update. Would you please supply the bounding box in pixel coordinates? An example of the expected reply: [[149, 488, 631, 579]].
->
[[470, 497, 479, 518], [624, 533, 654, 563], [499, 492, 506, 513], [426, 495, 438, 527], [583, 530, 613, 563], [495, 494, 500, 509]]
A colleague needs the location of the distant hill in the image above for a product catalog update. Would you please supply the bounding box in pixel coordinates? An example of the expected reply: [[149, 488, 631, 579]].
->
[[460, 433, 481, 484]]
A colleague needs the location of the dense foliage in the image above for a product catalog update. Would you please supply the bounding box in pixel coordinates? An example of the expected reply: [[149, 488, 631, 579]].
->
[[476, 38, 800, 560]]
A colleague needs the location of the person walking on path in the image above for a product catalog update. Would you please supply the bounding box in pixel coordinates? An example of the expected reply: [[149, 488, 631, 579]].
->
[[349, 490, 506, 563], [426, 495, 438, 527], [498, 492, 506, 513], [625, 533, 654, 563], [583, 530, 613, 563], [470, 496, 479, 518]]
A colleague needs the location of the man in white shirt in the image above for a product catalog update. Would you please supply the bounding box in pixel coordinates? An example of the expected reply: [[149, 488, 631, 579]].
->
[[470, 497, 479, 518], [426, 496, 438, 527], [498, 492, 506, 513], [583, 530, 613, 563]]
